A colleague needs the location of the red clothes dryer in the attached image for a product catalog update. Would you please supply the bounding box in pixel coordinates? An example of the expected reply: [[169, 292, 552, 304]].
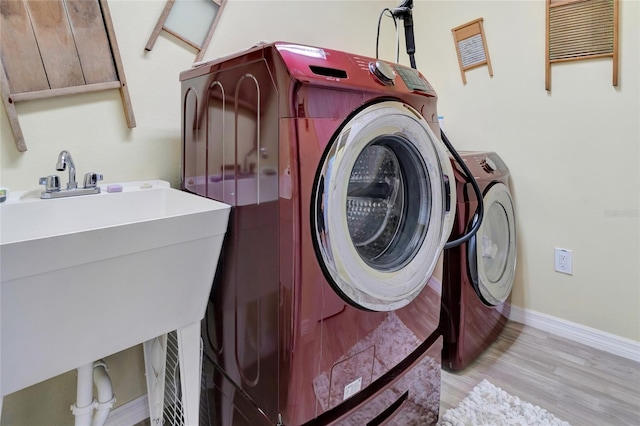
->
[[180, 42, 456, 425], [441, 151, 517, 371]]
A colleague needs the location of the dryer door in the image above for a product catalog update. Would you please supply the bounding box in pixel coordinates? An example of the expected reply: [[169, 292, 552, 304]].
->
[[469, 182, 517, 306], [313, 101, 455, 312]]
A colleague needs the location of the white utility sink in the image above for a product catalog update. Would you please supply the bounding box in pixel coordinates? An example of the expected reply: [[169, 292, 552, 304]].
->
[[0, 181, 230, 407]]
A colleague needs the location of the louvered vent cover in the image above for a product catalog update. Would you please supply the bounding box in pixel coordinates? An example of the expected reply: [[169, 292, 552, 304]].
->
[[545, 0, 619, 90], [160, 331, 211, 426], [163, 331, 185, 426]]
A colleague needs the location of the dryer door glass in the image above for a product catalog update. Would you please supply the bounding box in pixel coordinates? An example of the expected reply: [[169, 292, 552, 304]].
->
[[314, 101, 453, 312], [482, 202, 510, 282], [474, 182, 516, 306]]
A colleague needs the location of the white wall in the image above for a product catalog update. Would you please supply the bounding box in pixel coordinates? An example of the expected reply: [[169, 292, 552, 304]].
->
[[406, 0, 639, 341]]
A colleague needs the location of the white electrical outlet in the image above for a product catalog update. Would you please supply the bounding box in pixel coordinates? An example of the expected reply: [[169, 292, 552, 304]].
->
[[555, 248, 573, 275]]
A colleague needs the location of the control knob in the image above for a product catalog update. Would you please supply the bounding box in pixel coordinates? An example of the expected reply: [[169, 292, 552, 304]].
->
[[481, 157, 497, 173], [369, 60, 395, 85]]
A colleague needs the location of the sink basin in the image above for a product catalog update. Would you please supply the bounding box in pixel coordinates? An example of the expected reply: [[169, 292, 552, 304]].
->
[[0, 181, 230, 396]]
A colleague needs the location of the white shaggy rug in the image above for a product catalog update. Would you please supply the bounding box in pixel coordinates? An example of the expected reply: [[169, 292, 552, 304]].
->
[[439, 379, 571, 426]]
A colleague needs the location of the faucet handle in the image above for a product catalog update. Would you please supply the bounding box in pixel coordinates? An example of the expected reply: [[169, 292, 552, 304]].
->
[[83, 172, 103, 189], [39, 175, 61, 192]]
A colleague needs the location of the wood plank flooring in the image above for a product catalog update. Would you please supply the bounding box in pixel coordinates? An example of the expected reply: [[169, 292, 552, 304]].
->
[[440, 321, 640, 425]]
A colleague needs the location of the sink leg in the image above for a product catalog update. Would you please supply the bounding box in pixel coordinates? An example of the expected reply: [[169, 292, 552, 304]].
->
[[143, 334, 168, 426], [177, 322, 201, 426]]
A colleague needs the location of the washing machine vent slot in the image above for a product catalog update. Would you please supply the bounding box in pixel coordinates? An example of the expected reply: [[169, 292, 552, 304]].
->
[[309, 65, 348, 79]]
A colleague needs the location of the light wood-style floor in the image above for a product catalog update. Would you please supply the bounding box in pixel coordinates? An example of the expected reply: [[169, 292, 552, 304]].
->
[[440, 321, 640, 425]]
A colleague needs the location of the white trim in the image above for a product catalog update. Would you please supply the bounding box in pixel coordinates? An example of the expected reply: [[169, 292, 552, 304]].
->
[[509, 305, 640, 362], [104, 395, 149, 426]]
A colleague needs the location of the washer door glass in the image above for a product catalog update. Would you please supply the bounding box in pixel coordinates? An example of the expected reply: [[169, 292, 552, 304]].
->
[[346, 137, 429, 271], [314, 101, 451, 311], [472, 182, 516, 306]]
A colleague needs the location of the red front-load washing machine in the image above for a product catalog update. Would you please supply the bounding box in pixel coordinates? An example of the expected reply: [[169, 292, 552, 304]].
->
[[180, 42, 456, 425], [440, 151, 517, 370]]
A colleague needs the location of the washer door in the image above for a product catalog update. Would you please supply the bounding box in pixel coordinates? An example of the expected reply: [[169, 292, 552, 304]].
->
[[468, 182, 517, 306], [313, 101, 455, 311]]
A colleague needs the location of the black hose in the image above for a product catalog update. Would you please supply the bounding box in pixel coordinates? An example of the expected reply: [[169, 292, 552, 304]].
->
[[375, 4, 484, 248], [441, 129, 484, 249], [376, 8, 399, 61]]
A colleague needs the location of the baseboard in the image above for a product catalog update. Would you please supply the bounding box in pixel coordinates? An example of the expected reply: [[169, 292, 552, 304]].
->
[[509, 306, 640, 362], [105, 395, 149, 426]]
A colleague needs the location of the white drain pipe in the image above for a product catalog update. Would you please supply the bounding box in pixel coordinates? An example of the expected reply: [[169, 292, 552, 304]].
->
[[71, 361, 116, 426], [73, 363, 95, 426], [92, 361, 116, 426]]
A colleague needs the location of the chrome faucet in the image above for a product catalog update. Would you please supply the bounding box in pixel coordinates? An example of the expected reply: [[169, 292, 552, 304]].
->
[[56, 150, 77, 189], [39, 150, 102, 199]]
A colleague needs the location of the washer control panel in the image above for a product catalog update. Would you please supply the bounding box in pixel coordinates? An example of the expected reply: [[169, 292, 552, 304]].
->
[[394, 65, 434, 94], [457, 151, 509, 180]]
